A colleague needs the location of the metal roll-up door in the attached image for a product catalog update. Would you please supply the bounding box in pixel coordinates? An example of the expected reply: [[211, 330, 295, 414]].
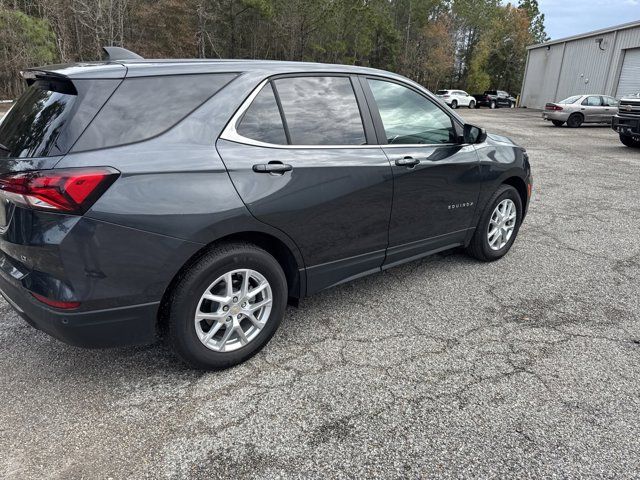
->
[[616, 48, 640, 98]]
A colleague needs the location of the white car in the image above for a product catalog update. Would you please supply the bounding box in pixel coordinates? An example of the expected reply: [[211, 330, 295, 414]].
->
[[436, 90, 476, 109]]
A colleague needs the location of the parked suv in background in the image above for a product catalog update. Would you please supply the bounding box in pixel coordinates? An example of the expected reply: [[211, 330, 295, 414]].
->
[[612, 93, 640, 147], [544, 94, 619, 127], [473, 90, 516, 109], [435, 90, 476, 109], [0, 48, 531, 369]]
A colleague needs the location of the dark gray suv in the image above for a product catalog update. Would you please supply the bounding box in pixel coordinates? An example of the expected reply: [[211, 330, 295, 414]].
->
[[0, 49, 531, 369]]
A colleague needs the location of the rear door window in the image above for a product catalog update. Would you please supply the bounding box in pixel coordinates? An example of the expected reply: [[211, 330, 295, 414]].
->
[[367, 79, 455, 145], [273, 76, 366, 145], [74, 73, 237, 151]]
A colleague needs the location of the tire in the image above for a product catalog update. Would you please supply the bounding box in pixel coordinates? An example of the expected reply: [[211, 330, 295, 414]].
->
[[451, 100, 458, 109], [469, 100, 475, 109], [620, 133, 640, 148], [475, 103, 480, 109], [551, 120, 565, 127], [566, 113, 583, 128], [490, 101, 497, 109], [167, 242, 288, 370], [466, 185, 523, 262], [510, 101, 515, 108]]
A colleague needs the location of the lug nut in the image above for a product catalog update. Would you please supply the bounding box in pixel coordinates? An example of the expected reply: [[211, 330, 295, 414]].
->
[[223, 305, 229, 311], [242, 302, 247, 308], [233, 297, 238, 302], [226, 316, 232, 322]]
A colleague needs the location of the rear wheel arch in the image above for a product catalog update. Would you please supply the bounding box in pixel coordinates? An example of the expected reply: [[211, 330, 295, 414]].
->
[[158, 231, 303, 336]]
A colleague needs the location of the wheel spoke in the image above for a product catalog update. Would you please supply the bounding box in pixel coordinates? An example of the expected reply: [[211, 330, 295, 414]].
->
[[202, 293, 229, 304], [247, 282, 268, 299], [250, 298, 272, 312], [196, 311, 225, 321], [225, 272, 234, 297], [202, 321, 223, 343], [218, 325, 235, 350], [247, 312, 265, 330], [236, 326, 249, 345], [240, 270, 250, 298]]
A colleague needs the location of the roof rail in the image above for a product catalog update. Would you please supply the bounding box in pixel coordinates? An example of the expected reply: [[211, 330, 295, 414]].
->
[[102, 46, 143, 61]]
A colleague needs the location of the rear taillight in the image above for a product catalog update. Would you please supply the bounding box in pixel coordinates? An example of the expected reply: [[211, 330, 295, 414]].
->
[[545, 104, 563, 111], [0, 167, 119, 214]]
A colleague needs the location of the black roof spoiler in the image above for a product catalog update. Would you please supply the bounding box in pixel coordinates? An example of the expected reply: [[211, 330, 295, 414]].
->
[[102, 46, 143, 61]]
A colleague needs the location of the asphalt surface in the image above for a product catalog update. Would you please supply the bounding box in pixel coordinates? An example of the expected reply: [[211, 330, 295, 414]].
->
[[1, 109, 639, 479]]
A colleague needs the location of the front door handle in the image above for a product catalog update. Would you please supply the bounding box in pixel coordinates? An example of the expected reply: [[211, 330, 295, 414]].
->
[[252, 162, 293, 174], [395, 156, 420, 168]]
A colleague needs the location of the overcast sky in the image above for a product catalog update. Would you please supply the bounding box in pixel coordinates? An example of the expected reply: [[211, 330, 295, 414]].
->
[[537, 0, 640, 40]]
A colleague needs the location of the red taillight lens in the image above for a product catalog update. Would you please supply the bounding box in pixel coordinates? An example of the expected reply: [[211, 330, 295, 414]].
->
[[31, 293, 80, 310], [0, 167, 119, 214], [545, 104, 563, 111]]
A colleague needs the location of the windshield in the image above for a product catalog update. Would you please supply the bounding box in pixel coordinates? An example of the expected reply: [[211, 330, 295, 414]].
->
[[484, 90, 497, 95], [0, 78, 78, 159], [559, 95, 582, 104]]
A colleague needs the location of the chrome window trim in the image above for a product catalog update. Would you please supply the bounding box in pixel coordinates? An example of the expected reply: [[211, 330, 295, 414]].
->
[[219, 77, 463, 150]]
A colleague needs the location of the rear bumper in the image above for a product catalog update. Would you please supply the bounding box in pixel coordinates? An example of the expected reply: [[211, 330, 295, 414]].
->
[[0, 270, 159, 348], [612, 115, 640, 137], [542, 111, 570, 121]]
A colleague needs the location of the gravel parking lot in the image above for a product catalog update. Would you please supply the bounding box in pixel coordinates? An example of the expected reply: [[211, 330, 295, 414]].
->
[[1, 108, 639, 479]]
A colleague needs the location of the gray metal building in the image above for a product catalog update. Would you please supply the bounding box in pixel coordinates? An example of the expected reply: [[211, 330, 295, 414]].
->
[[520, 20, 640, 109]]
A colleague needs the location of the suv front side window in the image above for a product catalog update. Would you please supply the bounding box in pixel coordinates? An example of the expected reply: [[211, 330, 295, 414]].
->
[[367, 79, 456, 145]]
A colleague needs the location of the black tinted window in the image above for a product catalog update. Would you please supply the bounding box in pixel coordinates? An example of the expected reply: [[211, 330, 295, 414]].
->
[[0, 80, 75, 158], [274, 76, 366, 145], [237, 83, 287, 144], [74, 73, 236, 151], [368, 79, 455, 145]]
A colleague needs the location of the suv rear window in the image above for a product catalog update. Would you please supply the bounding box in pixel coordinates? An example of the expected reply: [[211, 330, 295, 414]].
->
[[484, 90, 497, 95], [0, 78, 117, 158], [73, 73, 237, 151]]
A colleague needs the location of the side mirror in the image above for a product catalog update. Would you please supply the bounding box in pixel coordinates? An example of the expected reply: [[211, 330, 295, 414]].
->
[[463, 124, 487, 144]]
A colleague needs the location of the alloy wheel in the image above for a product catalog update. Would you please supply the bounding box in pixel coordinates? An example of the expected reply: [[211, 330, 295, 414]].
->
[[194, 269, 273, 352], [487, 199, 517, 251]]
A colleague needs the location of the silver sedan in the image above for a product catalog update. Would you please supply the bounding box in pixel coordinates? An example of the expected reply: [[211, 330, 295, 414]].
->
[[542, 94, 619, 127]]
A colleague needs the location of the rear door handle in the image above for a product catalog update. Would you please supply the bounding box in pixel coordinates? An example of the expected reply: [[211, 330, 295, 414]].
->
[[395, 156, 420, 168], [252, 162, 293, 174]]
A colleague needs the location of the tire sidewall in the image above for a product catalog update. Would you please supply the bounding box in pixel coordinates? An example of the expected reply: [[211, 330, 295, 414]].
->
[[490, 101, 496, 109], [469, 100, 475, 109], [477, 186, 523, 260], [169, 246, 287, 369], [451, 100, 458, 109]]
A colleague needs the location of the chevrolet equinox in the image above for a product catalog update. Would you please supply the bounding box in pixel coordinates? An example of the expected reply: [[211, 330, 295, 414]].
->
[[0, 47, 531, 369]]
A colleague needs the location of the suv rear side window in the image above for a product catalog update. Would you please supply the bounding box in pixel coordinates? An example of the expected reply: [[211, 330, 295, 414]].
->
[[237, 83, 287, 145], [273, 76, 366, 145], [74, 73, 237, 151], [368, 79, 455, 145]]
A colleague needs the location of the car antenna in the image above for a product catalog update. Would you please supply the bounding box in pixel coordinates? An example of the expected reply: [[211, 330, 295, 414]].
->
[[102, 46, 144, 61]]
